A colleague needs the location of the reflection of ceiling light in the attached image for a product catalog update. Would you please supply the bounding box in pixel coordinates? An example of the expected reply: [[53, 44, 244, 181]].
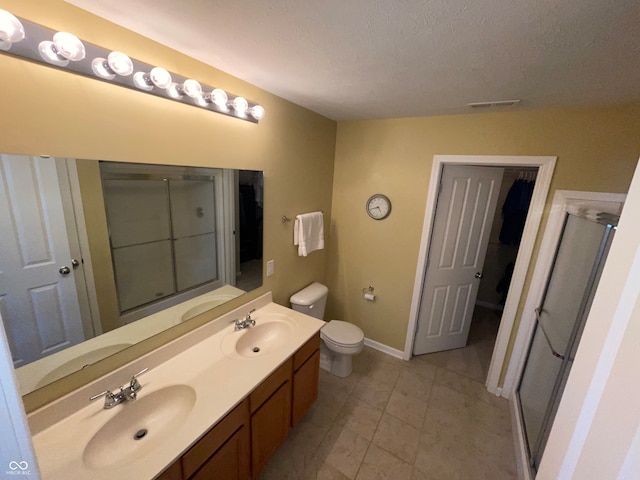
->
[[250, 105, 265, 121], [107, 51, 133, 76], [0, 9, 25, 51], [232, 97, 249, 117], [183, 79, 202, 98]]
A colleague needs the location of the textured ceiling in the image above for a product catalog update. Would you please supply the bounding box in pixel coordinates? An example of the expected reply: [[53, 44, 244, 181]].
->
[[66, 0, 640, 121]]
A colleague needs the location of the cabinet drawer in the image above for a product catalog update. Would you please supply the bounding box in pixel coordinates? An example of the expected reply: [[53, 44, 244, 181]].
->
[[182, 398, 249, 479], [293, 333, 321, 371], [250, 358, 293, 413], [155, 459, 182, 480]]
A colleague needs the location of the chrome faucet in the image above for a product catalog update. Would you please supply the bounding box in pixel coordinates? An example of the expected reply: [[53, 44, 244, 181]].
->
[[230, 309, 256, 330], [90, 368, 148, 409]]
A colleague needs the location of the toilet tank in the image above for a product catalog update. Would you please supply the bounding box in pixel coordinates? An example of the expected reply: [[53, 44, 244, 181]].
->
[[289, 282, 329, 320]]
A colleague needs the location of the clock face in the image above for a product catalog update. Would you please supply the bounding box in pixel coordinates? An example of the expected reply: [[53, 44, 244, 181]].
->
[[366, 194, 391, 220]]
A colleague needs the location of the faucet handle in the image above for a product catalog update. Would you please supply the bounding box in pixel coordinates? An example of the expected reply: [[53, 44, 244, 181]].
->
[[130, 367, 148, 391], [90, 390, 120, 409], [245, 308, 256, 320]]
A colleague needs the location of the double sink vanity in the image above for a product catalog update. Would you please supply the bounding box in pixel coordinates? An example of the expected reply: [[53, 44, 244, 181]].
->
[[28, 293, 324, 479]]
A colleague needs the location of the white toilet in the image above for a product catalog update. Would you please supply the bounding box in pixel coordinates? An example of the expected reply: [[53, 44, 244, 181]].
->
[[290, 282, 364, 377]]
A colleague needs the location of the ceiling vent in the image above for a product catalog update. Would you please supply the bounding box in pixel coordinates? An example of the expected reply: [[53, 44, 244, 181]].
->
[[467, 100, 521, 108]]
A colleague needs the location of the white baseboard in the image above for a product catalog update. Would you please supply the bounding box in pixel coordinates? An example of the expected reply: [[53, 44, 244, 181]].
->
[[510, 394, 533, 480], [364, 338, 405, 360]]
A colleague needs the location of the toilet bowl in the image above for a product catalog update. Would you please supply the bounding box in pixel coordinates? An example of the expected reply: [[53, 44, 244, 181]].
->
[[290, 283, 364, 377]]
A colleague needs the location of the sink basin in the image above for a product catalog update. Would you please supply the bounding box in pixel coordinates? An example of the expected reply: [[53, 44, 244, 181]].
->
[[178, 295, 239, 323], [221, 314, 295, 358], [83, 385, 196, 469], [36, 344, 133, 388]]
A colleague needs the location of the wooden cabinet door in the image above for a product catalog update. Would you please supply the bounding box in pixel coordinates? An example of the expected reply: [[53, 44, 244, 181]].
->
[[155, 460, 183, 480], [190, 425, 250, 480], [251, 380, 292, 478], [292, 349, 320, 426]]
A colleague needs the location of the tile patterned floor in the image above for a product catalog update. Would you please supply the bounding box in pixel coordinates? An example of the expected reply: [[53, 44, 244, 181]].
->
[[259, 307, 517, 480]]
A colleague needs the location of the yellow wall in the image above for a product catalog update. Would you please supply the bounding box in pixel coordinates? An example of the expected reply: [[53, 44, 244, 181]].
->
[[0, 0, 336, 410], [327, 105, 640, 377]]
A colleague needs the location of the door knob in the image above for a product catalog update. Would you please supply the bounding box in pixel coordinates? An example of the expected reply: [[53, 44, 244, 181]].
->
[[71, 258, 80, 268], [59, 266, 71, 275], [475, 272, 483, 279]]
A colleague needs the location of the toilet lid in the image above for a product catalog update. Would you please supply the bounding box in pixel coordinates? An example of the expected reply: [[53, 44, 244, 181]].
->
[[321, 320, 364, 345]]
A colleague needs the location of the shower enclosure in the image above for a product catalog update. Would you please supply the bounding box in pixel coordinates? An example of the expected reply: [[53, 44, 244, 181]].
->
[[516, 210, 618, 473]]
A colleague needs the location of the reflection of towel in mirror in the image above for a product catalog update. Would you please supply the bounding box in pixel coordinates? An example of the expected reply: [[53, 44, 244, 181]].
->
[[294, 212, 324, 256]]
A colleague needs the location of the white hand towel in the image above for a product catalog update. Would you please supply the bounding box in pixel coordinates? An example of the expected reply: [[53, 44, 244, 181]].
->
[[293, 212, 324, 257]]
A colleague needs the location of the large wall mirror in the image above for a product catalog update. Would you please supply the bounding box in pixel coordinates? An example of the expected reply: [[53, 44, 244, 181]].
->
[[0, 154, 263, 395]]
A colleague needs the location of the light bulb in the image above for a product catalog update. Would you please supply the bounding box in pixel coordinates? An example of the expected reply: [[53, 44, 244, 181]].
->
[[133, 71, 154, 91], [194, 95, 208, 107], [38, 40, 69, 67], [166, 82, 184, 99], [182, 79, 202, 98], [250, 105, 265, 121], [107, 51, 133, 76], [0, 10, 25, 43], [149, 67, 172, 89], [211, 89, 228, 110], [91, 57, 116, 80], [232, 97, 249, 117], [52, 32, 85, 61]]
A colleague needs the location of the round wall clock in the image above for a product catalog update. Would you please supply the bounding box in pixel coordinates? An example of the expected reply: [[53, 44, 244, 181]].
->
[[366, 194, 392, 220]]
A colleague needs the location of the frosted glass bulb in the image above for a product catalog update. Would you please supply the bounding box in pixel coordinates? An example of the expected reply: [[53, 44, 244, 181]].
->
[[133, 71, 154, 91], [107, 51, 133, 76], [232, 97, 249, 117], [211, 88, 228, 110], [250, 105, 265, 121], [166, 82, 184, 99], [182, 79, 202, 98], [52, 32, 85, 61], [38, 40, 69, 67], [91, 57, 116, 80], [149, 67, 172, 89], [0, 10, 25, 43], [194, 95, 208, 107]]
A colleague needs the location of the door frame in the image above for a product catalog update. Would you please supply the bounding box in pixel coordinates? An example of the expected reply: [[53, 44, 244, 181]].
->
[[404, 155, 557, 397]]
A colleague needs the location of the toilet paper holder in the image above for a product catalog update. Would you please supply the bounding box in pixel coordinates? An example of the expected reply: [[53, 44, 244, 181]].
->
[[362, 285, 375, 301]]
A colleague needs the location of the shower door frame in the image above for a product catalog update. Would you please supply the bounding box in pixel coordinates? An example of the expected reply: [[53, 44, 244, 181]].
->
[[503, 190, 625, 479]]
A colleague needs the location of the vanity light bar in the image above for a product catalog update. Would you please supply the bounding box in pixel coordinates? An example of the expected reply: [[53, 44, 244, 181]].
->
[[0, 9, 265, 123]]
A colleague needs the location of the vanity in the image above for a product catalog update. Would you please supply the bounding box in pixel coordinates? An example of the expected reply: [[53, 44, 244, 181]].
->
[[28, 293, 324, 480]]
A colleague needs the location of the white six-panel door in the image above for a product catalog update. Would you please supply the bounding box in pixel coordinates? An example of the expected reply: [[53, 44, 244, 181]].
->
[[0, 154, 85, 367], [413, 165, 503, 355]]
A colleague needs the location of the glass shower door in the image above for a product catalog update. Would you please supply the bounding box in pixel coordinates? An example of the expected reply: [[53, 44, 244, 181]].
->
[[517, 213, 616, 472]]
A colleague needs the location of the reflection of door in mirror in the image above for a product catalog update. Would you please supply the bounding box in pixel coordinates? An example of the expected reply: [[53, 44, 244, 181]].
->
[[0, 155, 87, 367], [100, 163, 227, 324]]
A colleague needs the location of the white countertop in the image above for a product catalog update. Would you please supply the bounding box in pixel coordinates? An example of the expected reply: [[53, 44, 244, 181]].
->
[[28, 293, 324, 480]]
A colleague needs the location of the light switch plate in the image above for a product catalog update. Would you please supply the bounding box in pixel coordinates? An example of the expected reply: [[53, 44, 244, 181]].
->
[[266, 259, 275, 276]]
